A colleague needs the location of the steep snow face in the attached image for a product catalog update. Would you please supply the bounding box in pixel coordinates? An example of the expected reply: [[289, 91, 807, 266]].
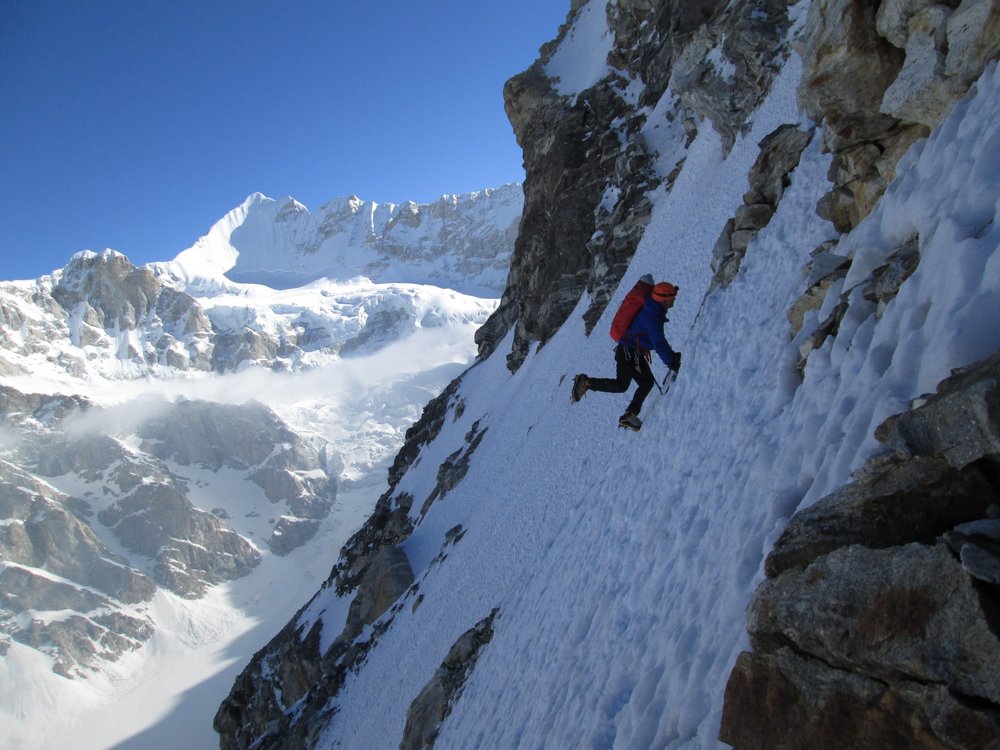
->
[[299, 56, 1000, 750], [165, 185, 523, 297]]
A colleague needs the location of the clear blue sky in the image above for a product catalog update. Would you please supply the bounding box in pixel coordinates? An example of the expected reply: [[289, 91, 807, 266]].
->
[[0, 0, 568, 281]]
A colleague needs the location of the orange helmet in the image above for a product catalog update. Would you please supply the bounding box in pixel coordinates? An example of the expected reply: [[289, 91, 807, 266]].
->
[[652, 282, 678, 302]]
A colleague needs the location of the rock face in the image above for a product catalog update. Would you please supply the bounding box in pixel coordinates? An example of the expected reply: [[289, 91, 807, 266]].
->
[[97, 482, 261, 597], [479, 0, 796, 369], [0, 459, 156, 677], [0, 250, 215, 377], [473, 0, 998, 362], [399, 609, 499, 750], [52, 249, 213, 345], [214, 544, 417, 749], [0, 383, 339, 675], [138, 399, 336, 543], [721, 348, 1000, 749], [798, 0, 999, 233]]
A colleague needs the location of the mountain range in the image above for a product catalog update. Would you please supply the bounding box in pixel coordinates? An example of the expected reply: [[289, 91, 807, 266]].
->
[[0, 186, 518, 748]]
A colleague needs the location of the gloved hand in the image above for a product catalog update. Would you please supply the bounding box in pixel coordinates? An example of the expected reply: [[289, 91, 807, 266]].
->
[[669, 351, 682, 373]]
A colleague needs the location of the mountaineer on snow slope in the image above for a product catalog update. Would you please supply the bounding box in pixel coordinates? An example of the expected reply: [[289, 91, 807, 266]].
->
[[572, 275, 682, 431]]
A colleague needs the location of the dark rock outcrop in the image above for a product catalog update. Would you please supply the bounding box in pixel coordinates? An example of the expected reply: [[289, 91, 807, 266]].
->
[[711, 124, 814, 289], [875, 348, 1000, 469], [343, 545, 415, 641], [723, 646, 1000, 750], [214, 544, 415, 750], [400, 609, 500, 750], [762, 454, 997, 578], [418, 420, 487, 518], [215, 352, 489, 747], [722, 347, 1000, 749]]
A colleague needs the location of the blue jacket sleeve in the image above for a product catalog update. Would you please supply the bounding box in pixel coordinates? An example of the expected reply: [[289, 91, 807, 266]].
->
[[642, 310, 675, 367]]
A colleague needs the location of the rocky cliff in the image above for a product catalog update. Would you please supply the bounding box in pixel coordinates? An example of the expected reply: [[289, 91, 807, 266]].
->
[[0, 380, 347, 676], [215, 0, 1000, 748]]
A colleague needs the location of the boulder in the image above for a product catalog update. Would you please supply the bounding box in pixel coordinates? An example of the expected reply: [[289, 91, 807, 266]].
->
[[750, 543, 1000, 702], [722, 647, 1000, 750], [880, 4, 959, 127], [764, 455, 997, 577], [945, 0, 1000, 88], [725, 347, 1000, 749], [874, 348, 1000, 469], [797, 0, 905, 148], [343, 545, 414, 640], [945, 519, 1000, 584]]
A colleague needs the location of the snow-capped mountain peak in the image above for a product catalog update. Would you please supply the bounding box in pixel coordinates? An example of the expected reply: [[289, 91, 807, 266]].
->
[[165, 185, 523, 296]]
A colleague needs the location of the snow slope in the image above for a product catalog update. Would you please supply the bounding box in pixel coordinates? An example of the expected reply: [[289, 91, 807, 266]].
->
[[296, 57, 1000, 749]]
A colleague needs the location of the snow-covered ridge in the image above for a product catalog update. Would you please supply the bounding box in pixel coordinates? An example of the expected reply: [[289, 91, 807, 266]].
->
[[163, 185, 523, 297]]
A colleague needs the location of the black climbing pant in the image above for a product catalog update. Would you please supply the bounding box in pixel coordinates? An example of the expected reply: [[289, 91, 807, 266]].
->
[[587, 343, 655, 415]]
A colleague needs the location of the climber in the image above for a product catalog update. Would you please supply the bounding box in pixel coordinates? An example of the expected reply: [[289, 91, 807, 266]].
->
[[571, 278, 681, 431]]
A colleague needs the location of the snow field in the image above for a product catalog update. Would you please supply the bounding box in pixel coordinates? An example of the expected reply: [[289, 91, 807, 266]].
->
[[314, 54, 1000, 750]]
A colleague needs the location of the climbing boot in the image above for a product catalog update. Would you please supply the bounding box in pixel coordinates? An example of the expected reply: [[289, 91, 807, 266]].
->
[[618, 412, 642, 431], [571, 374, 589, 402]]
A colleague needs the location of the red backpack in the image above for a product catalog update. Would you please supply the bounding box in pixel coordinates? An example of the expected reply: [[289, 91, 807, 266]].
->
[[610, 276, 653, 342]]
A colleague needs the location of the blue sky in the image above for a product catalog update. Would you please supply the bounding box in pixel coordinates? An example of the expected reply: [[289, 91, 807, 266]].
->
[[0, 0, 568, 281]]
